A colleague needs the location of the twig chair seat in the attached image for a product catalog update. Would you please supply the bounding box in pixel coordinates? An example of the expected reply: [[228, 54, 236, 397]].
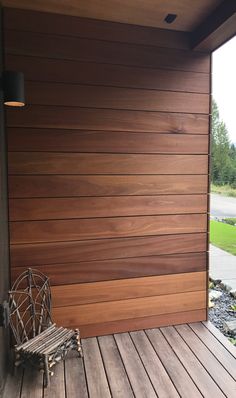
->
[[8, 268, 82, 387]]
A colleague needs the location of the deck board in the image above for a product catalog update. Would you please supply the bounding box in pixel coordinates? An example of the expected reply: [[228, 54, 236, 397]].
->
[[189, 322, 236, 380], [203, 320, 236, 359], [3, 322, 236, 398], [82, 337, 111, 398], [43, 361, 65, 398], [130, 330, 179, 398], [98, 335, 134, 398], [146, 328, 202, 398], [2, 368, 23, 398], [176, 324, 236, 397], [21, 368, 43, 398], [161, 326, 225, 397], [64, 351, 88, 398], [114, 332, 157, 397]]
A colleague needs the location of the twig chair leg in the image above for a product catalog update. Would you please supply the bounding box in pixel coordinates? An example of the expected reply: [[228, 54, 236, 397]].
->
[[75, 329, 83, 357], [44, 355, 50, 387]]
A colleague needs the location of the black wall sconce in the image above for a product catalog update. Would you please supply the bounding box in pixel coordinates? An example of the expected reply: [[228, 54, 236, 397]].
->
[[2, 71, 25, 107]]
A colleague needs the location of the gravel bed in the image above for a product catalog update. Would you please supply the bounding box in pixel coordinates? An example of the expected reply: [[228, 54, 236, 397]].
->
[[209, 283, 236, 339]]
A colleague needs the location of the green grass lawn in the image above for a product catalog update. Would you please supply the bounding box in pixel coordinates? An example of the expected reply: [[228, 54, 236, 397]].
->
[[211, 184, 236, 197], [210, 220, 236, 255]]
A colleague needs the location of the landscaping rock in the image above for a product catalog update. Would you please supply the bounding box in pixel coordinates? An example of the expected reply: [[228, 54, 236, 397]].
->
[[220, 281, 233, 292], [209, 284, 236, 339], [222, 279, 236, 291], [223, 320, 236, 335], [209, 281, 214, 289], [209, 289, 223, 301], [230, 290, 236, 298], [209, 299, 215, 308]]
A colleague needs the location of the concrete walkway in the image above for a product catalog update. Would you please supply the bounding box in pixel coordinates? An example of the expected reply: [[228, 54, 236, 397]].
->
[[210, 244, 236, 292], [211, 193, 236, 218]]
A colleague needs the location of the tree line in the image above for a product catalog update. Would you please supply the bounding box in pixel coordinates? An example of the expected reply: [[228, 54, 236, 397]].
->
[[211, 99, 236, 187]]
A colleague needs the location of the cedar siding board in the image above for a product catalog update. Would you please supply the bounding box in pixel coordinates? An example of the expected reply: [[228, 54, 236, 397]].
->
[[4, 7, 210, 337]]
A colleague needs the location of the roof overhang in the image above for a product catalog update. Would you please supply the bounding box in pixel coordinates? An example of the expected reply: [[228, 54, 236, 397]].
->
[[191, 0, 236, 51], [2, 0, 236, 52]]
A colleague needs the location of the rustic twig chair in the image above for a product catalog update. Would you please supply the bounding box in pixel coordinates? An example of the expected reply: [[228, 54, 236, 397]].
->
[[8, 268, 83, 387]]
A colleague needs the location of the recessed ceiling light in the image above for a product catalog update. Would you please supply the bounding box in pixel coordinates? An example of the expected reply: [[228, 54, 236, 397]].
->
[[164, 14, 177, 24]]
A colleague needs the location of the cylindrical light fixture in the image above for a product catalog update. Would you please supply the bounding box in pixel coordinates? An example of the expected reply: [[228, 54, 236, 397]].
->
[[3, 71, 25, 107]]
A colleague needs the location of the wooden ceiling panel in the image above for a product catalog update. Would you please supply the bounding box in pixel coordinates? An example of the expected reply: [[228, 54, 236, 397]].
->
[[2, 0, 223, 31]]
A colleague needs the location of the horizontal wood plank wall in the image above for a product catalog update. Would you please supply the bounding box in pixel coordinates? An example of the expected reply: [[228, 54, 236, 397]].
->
[[4, 7, 210, 337]]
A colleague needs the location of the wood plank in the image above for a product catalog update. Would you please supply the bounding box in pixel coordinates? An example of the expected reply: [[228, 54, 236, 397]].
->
[[146, 328, 202, 398], [114, 333, 157, 397], [10, 233, 207, 267], [51, 272, 206, 307], [4, 6, 210, 342], [11, 252, 207, 285], [176, 324, 236, 396], [9, 195, 208, 221], [191, 0, 236, 50], [9, 175, 208, 198], [52, 290, 207, 327], [195, 12, 236, 52], [24, 81, 209, 114], [64, 353, 88, 398], [22, 272, 205, 311], [2, 368, 23, 398], [21, 367, 43, 398], [203, 321, 236, 359], [189, 322, 236, 380], [43, 361, 65, 398], [98, 335, 134, 398], [8, 129, 209, 154], [8, 153, 208, 175], [82, 337, 111, 398], [6, 56, 210, 93], [130, 330, 179, 398], [5, 30, 210, 73], [10, 214, 207, 244], [6, 106, 209, 134], [80, 309, 206, 338], [161, 326, 225, 397], [3, 8, 190, 49], [1, 1, 223, 33]]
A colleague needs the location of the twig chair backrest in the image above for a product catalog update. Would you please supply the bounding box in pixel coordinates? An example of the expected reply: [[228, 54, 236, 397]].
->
[[9, 268, 52, 346]]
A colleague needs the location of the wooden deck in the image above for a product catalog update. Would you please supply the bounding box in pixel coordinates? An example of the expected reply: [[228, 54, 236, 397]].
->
[[3, 321, 236, 398]]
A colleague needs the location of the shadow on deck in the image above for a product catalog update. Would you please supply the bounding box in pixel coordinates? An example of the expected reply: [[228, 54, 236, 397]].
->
[[3, 321, 236, 397]]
